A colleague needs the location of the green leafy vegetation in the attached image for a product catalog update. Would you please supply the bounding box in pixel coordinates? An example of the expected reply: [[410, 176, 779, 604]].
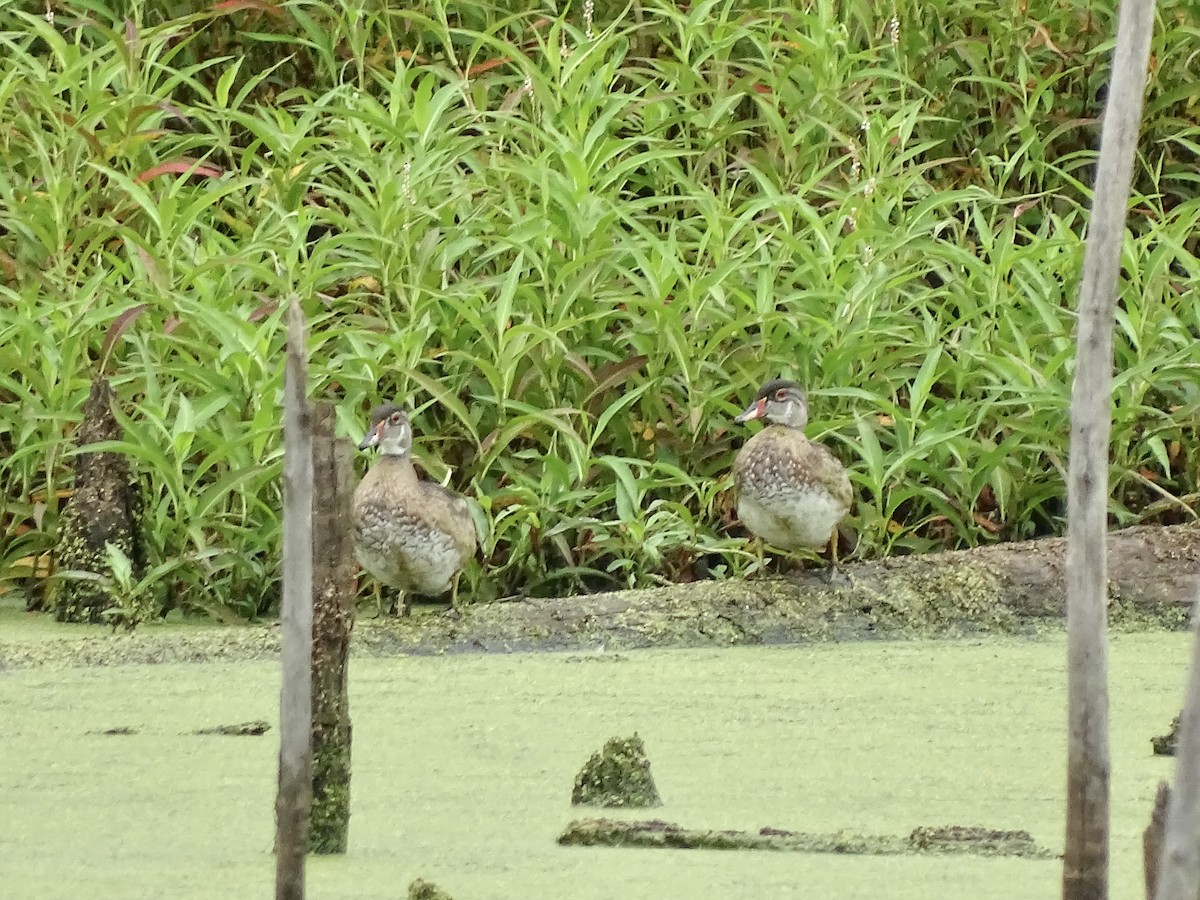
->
[[1, 0, 1197, 619]]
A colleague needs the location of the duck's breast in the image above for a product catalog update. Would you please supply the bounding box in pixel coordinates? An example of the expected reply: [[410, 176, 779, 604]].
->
[[733, 428, 849, 550], [352, 462, 471, 596], [353, 504, 467, 595], [736, 488, 846, 550]]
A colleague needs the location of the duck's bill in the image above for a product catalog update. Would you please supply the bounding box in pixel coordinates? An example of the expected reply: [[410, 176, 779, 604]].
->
[[357, 424, 382, 450], [734, 398, 766, 423]]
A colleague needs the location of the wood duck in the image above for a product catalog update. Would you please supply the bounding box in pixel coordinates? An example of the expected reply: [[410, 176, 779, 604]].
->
[[732, 379, 852, 573], [352, 402, 477, 616]]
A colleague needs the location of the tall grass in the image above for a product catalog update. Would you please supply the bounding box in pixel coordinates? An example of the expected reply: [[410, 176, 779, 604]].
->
[[1, 0, 1197, 618]]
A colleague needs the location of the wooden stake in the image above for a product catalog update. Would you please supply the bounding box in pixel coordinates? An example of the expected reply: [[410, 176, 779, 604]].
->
[[309, 402, 356, 854], [1144, 781, 1169, 900], [1154, 603, 1200, 900], [276, 297, 313, 900], [1063, 2, 1156, 899]]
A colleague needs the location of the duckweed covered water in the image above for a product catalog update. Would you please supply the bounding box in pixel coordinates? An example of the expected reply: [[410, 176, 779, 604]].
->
[[0, 630, 1184, 899]]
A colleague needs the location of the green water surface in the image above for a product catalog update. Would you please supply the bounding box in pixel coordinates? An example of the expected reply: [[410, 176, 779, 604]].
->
[[0, 631, 1184, 899]]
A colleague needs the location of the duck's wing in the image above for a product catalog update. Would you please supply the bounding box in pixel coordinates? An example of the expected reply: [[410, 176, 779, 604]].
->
[[417, 481, 479, 558], [804, 440, 853, 510]]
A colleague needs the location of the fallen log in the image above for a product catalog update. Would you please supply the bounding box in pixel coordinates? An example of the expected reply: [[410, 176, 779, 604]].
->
[[2, 524, 1197, 669], [358, 522, 1199, 656], [556, 818, 1057, 859]]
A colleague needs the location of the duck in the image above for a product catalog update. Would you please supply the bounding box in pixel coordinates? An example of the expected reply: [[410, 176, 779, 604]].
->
[[351, 402, 477, 616], [732, 379, 852, 573]]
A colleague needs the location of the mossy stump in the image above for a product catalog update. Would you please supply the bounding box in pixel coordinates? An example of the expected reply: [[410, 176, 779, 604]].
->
[[309, 404, 356, 854], [571, 733, 662, 808], [1151, 714, 1180, 756], [407, 878, 453, 900], [52, 378, 145, 625]]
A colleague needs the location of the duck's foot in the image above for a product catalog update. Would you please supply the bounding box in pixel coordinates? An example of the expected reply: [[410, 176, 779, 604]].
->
[[382, 590, 409, 618], [745, 540, 770, 578], [368, 591, 389, 619], [818, 561, 852, 588], [495, 591, 532, 604]]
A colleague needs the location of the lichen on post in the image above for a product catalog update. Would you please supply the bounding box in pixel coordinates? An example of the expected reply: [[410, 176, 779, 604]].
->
[[308, 401, 356, 854], [51, 378, 145, 625]]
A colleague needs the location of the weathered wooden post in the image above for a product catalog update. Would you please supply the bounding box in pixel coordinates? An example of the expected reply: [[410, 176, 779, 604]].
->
[[1062, 2, 1155, 899], [276, 298, 313, 900], [309, 402, 356, 854], [1144, 781, 1169, 900], [1153, 600, 1200, 900]]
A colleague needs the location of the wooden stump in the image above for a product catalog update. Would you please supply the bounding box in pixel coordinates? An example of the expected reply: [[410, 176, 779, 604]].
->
[[308, 402, 356, 854], [52, 378, 145, 625], [1144, 781, 1169, 900]]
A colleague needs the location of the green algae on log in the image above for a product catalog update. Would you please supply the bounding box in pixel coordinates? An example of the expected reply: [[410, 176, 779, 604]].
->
[[50, 379, 145, 626], [353, 523, 1199, 657], [558, 818, 1057, 859], [572, 734, 662, 808], [4, 524, 1197, 671]]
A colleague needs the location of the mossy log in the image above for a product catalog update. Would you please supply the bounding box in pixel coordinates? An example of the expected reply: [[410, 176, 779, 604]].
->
[[557, 818, 1056, 859], [358, 523, 1200, 656], [5, 524, 1197, 670], [308, 403, 356, 855], [51, 378, 144, 625]]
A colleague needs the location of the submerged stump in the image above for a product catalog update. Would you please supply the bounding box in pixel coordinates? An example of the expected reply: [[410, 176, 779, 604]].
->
[[572, 733, 662, 808], [309, 403, 356, 854], [407, 879, 453, 900], [1152, 714, 1181, 756], [52, 378, 144, 625]]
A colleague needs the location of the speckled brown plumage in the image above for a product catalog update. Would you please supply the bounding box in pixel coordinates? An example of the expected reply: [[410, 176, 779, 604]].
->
[[733, 426, 852, 550], [351, 405, 476, 611], [732, 380, 852, 554]]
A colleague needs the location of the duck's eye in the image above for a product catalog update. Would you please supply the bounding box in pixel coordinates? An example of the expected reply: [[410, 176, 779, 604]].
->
[[774, 390, 787, 401], [390, 412, 403, 425]]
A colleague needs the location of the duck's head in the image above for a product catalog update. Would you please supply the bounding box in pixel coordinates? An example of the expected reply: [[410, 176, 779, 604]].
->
[[358, 402, 413, 456], [735, 379, 809, 429]]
